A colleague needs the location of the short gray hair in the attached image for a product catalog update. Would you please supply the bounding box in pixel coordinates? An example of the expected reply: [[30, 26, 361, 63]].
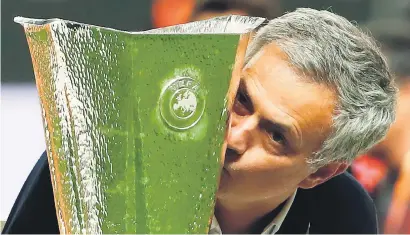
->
[[245, 8, 397, 168]]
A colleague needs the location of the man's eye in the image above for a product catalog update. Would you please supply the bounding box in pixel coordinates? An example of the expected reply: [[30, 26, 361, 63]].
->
[[269, 130, 285, 144], [233, 90, 253, 116], [237, 91, 249, 105]]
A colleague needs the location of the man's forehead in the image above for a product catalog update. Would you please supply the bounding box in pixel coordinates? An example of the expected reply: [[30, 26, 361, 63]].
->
[[244, 42, 290, 69]]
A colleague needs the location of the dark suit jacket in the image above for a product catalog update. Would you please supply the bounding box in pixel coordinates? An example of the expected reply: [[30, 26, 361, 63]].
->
[[2, 151, 378, 234]]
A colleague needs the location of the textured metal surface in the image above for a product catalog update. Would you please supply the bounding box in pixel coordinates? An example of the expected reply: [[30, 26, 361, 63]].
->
[[15, 16, 260, 234], [141, 15, 266, 34]]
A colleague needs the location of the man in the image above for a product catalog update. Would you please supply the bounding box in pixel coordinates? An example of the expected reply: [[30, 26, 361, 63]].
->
[[190, 0, 282, 21], [3, 8, 396, 234], [210, 8, 396, 234]]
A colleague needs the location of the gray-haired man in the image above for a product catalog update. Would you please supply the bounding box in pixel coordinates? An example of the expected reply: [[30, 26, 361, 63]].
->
[[212, 8, 396, 234]]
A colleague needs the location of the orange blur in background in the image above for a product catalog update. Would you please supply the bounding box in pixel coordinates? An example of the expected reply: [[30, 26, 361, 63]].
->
[[151, 0, 196, 28]]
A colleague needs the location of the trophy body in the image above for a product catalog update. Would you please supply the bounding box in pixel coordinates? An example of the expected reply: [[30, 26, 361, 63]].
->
[[16, 16, 264, 234]]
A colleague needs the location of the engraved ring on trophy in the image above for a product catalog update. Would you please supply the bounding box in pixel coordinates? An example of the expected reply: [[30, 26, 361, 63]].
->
[[159, 77, 206, 130]]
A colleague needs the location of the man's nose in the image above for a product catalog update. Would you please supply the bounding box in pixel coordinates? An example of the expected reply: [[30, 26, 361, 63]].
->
[[227, 115, 258, 154]]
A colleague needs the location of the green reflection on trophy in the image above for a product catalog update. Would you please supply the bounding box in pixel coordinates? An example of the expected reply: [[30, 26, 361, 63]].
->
[[15, 16, 264, 234]]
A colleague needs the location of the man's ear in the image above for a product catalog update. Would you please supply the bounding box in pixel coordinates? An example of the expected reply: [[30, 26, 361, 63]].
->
[[298, 162, 348, 189]]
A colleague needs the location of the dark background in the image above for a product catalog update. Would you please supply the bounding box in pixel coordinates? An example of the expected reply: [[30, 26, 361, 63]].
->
[[1, 0, 372, 83]]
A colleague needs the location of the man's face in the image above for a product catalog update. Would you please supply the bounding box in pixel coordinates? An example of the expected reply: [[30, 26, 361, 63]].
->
[[217, 43, 337, 202]]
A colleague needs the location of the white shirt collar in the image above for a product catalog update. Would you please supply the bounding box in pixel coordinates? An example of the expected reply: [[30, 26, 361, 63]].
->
[[209, 190, 297, 234]]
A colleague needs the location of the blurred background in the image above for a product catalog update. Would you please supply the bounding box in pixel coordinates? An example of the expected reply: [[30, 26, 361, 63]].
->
[[1, 0, 409, 233]]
